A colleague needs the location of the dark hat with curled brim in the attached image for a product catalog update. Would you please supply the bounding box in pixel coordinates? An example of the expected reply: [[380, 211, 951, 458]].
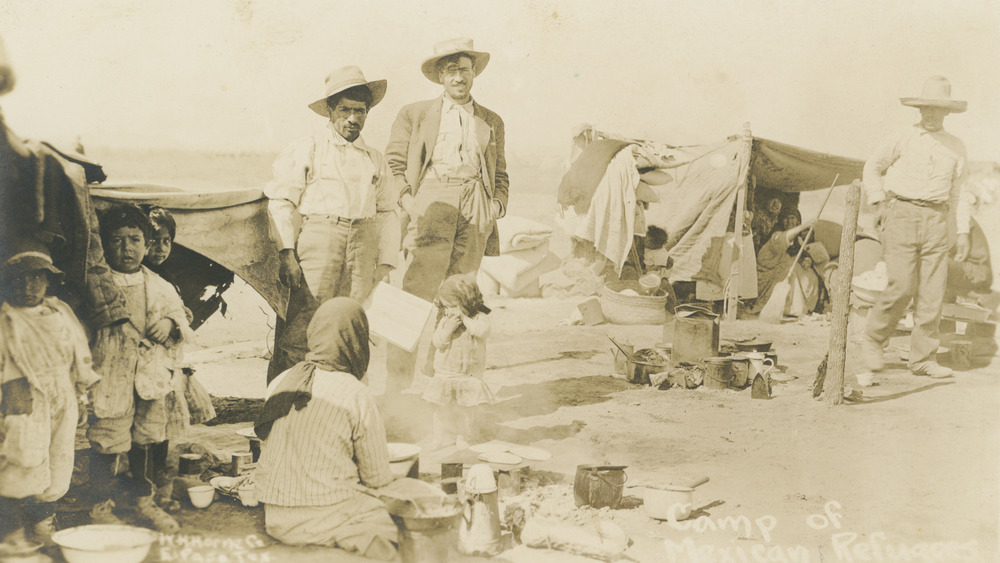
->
[[900, 76, 967, 113], [421, 38, 490, 84], [308, 66, 387, 117]]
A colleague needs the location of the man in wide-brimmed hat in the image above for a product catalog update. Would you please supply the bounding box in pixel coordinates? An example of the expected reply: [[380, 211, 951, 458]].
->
[[383, 38, 509, 399], [264, 66, 400, 380], [860, 76, 973, 380]]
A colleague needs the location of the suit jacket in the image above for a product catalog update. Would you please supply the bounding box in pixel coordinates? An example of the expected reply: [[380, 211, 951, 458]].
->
[[385, 96, 509, 256]]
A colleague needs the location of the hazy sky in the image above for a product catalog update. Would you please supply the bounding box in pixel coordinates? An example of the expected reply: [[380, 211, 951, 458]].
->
[[1, 0, 998, 163]]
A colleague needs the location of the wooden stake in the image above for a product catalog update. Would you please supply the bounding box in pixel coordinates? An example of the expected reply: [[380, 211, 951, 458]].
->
[[825, 180, 862, 405], [725, 122, 752, 321]]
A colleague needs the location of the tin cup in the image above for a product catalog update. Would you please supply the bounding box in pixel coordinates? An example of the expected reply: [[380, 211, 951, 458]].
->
[[231, 452, 252, 476], [178, 453, 203, 476]]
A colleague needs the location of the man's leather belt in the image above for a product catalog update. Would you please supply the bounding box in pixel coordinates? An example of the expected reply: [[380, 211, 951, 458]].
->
[[424, 175, 481, 185], [305, 214, 372, 225], [890, 194, 947, 209]]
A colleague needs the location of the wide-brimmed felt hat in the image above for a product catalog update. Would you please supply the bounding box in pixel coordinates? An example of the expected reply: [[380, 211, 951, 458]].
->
[[421, 38, 490, 84], [900, 76, 966, 113], [1, 238, 63, 282], [308, 66, 387, 117]]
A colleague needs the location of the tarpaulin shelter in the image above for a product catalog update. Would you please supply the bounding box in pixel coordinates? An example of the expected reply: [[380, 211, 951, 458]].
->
[[567, 125, 864, 318], [90, 183, 285, 328]]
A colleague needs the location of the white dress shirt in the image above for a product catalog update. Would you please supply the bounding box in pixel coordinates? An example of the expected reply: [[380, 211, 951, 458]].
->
[[429, 96, 481, 180]]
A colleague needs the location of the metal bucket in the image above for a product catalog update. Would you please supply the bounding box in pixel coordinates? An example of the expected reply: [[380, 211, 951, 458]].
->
[[610, 343, 634, 375], [574, 465, 627, 509], [703, 357, 735, 389], [673, 305, 719, 365], [730, 356, 750, 387], [388, 496, 463, 563]]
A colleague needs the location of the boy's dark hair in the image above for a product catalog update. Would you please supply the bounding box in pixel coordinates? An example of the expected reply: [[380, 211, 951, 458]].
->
[[326, 85, 374, 112], [100, 204, 153, 244], [148, 206, 177, 240], [646, 225, 668, 250]]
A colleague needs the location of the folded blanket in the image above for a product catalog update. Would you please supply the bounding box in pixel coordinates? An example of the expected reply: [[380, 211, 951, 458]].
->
[[496, 215, 554, 253], [479, 243, 561, 296]]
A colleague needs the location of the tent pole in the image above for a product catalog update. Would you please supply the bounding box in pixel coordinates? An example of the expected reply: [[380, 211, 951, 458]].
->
[[725, 122, 752, 321], [824, 180, 862, 405]]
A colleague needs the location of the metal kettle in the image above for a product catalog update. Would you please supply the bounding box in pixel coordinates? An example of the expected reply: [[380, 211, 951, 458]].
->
[[458, 463, 503, 556]]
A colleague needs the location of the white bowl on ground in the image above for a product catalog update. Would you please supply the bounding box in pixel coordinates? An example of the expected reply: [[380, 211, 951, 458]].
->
[[188, 484, 215, 508], [643, 486, 695, 521], [856, 372, 874, 387], [51, 524, 157, 563]]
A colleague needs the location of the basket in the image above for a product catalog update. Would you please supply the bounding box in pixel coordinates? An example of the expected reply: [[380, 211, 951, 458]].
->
[[600, 281, 668, 325]]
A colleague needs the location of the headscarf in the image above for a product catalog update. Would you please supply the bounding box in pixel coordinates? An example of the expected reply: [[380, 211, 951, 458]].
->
[[434, 274, 490, 317], [255, 298, 369, 439]]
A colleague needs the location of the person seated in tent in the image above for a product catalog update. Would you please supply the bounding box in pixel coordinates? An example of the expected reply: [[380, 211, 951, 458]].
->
[[254, 298, 398, 559], [751, 196, 783, 252], [751, 211, 814, 315], [784, 243, 828, 317]]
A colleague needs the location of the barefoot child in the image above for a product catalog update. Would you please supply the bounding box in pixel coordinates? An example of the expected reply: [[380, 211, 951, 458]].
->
[[0, 240, 99, 549], [87, 204, 193, 533], [421, 275, 496, 450]]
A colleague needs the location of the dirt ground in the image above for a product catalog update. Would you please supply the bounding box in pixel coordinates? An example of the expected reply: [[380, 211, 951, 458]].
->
[[153, 279, 1000, 563]]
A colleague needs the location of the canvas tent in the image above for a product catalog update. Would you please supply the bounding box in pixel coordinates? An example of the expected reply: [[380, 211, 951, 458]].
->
[[567, 125, 865, 317], [90, 183, 285, 328]]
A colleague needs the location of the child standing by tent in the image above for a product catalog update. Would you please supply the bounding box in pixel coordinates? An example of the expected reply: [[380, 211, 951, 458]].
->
[[0, 240, 99, 550], [86, 204, 193, 533], [421, 275, 496, 450]]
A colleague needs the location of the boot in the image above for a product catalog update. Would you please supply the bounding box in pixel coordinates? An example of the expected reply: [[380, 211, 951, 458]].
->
[[28, 516, 56, 546], [135, 495, 179, 533], [149, 442, 180, 513], [126, 444, 155, 499], [23, 502, 57, 546], [89, 499, 125, 525], [88, 452, 125, 525]]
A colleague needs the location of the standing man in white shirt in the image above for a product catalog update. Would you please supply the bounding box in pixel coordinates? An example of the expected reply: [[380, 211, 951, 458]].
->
[[265, 66, 400, 380], [384, 38, 509, 401], [861, 76, 973, 380]]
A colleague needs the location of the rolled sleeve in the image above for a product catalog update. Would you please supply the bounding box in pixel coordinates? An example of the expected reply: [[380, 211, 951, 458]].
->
[[264, 138, 315, 250]]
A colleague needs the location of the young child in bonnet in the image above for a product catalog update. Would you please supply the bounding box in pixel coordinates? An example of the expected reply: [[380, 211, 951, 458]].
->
[[421, 274, 496, 450], [0, 239, 99, 550]]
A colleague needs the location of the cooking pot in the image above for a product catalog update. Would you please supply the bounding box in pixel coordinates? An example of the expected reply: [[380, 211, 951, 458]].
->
[[734, 339, 773, 353]]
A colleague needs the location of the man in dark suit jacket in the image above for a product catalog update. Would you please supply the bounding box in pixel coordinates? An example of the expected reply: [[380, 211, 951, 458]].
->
[[384, 37, 509, 399]]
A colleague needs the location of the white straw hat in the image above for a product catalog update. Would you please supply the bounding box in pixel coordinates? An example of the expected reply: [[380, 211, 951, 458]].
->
[[900, 76, 967, 113], [307, 66, 387, 117], [420, 38, 490, 84]]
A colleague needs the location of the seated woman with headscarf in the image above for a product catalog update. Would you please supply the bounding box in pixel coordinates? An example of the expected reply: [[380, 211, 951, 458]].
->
[[751, 211, 814, 315], [253, 298, 397, 560]]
